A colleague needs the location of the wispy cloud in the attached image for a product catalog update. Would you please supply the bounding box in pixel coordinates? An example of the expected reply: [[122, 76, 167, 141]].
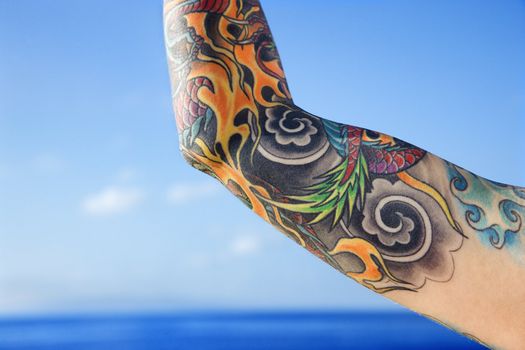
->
[[230, 235, 261, 256], [82, 186, 143, 216], [167, 182, 220, 204], [184, 234, 264, 269]]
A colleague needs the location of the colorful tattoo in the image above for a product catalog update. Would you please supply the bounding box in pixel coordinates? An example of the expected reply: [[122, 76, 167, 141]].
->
[[163, 0, 522, 293], [449, 164, 525, 256]]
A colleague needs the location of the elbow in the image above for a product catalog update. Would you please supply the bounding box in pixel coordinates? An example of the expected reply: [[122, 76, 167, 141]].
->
[[171, 87, 215, 171], [177, 139, 216, 177], [176, 118, 226, 179]]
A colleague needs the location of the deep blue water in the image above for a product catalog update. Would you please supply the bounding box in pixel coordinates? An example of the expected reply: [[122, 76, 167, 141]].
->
[[0, 311, 487, 350]]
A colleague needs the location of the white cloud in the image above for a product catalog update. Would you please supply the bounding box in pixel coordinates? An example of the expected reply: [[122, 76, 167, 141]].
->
[[230, 235, 261, 256], [82, 186, 143, 216], [167, 182, 220, 204], [183, 234, 263, 269]]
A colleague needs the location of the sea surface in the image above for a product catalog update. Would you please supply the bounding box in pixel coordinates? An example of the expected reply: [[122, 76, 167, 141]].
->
[[0, 311, 487, 350]]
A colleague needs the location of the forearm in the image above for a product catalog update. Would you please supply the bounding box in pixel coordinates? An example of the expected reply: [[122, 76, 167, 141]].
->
[[164, 1, 525, 348]]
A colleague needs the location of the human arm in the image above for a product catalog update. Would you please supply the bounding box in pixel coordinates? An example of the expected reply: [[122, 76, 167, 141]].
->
[[163, 1, 525, 348]]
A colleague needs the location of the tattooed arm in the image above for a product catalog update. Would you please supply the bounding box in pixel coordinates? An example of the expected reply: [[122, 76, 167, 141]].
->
[[163, 1, 525, 348]]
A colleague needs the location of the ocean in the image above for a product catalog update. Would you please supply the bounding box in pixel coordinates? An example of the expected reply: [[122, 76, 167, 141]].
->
[[0, 311, 487, 350]]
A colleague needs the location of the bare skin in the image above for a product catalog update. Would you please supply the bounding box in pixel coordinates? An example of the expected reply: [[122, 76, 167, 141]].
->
[[163, 1, 525, 348]]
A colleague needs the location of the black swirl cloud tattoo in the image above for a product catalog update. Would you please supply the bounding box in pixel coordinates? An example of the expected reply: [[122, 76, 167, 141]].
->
[[265, 108, 319, 146], [345, 178, 463, 289]]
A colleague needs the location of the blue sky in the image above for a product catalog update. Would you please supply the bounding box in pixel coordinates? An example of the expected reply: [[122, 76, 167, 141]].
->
[[0, 0, 524, 315]]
